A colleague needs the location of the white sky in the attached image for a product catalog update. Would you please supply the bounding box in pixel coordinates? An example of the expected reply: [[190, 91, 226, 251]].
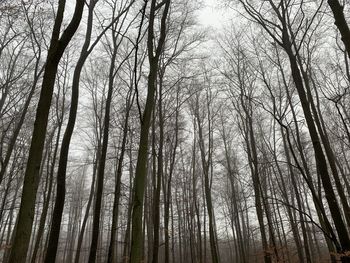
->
[[197, 0, 231, 29]]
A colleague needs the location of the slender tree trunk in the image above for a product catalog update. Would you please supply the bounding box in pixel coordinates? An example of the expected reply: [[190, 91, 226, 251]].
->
[[164, 92, 179, 263], [122, 141, 134, 263], [240, 104, 271, 263], [194, 92, 220, 263], [107, 90, 134, 263], [129, 1, 171, 262], [286, 45, 350, 258], [8, 1, 84, 262], [87, 45, 116, 263], [74, 145, 100, 263], [152, 72, 164, 263], [30, 125, 62, 263], [44, 2, 95, 261], [0, 61, 43, 185], [328, 0, 350, 59]]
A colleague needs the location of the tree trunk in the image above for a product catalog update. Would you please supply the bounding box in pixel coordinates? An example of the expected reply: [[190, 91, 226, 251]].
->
[[8, 1, 84, 262], [107, 90, 134, 263], [129, 1, 171, 262], [328, 0, 350, 59], [87, 40, 116, 263], [44, 2, 95, 261]]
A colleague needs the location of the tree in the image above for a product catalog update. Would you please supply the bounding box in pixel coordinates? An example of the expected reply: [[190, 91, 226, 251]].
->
[[328, 0, 350, 59], [236, 1, 350, 260], [88, 1, 135, 261], [129, 0, 171, 262], [8, 1, 84, 262]]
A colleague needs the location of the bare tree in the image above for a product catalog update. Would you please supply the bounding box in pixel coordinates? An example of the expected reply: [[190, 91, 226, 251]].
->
[[129, 0, 171, 262], [8, 0, 84, 261]]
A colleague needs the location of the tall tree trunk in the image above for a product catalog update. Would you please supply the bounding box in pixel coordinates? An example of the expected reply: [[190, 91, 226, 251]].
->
[[164, 91, 179, 263], [194, 90, 220, 263], [0, 60, 43, 185], [129, 1, 171, 262], [107, 90, 134, 263], [8, 1, 84, 262], [328, 0, 350, 58], [152, 72, 164, 263], [30, 125, 62, 263], [44, 2, 96, 261], [74, 144, 100, 263], [122, 141, 134, 263], [87, 37, 116, 263], [285, 44, 350, 258], [239, 99, 271, 263]]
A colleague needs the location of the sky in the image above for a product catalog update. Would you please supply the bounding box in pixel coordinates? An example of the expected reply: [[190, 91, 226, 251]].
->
[[197, 0, 231, 29]]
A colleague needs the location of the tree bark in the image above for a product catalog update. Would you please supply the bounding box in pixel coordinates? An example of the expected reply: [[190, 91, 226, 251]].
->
[[44, 2, 95, 261], [129, 1, 171, 262], [8, 1, 84, 262], [328, 0, 350, 59]]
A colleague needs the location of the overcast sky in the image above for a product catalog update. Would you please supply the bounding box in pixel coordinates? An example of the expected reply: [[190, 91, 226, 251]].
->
[[197, 0, 230, 28]]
